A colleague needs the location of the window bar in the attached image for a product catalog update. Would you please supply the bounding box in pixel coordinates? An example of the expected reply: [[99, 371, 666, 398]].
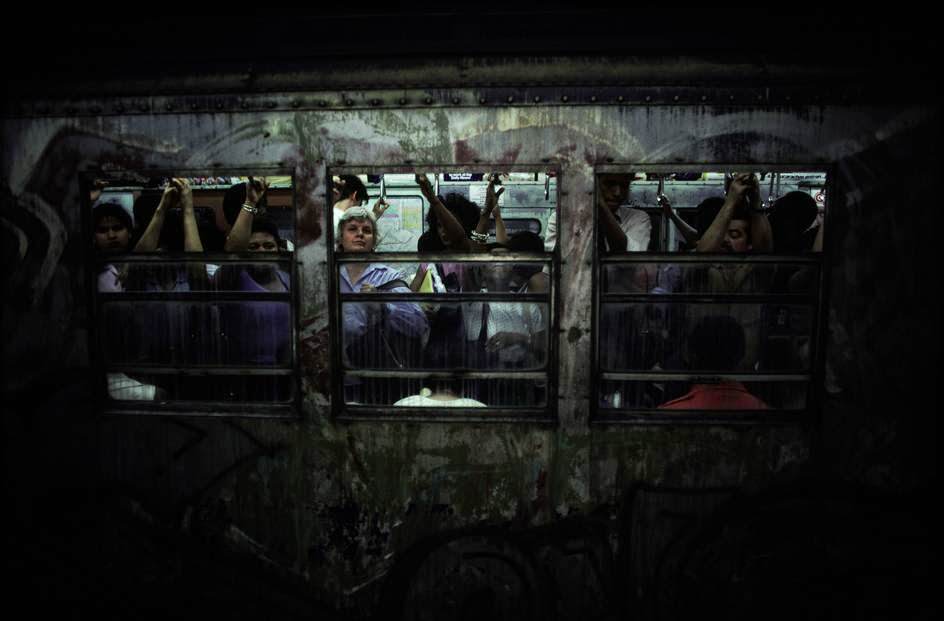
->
[[95, 253, 288, 263], [598, 253, 821, 265], [592, 410, 806, 425], [335, 252, 553, 263], [339, 292, 550, 304], [103, 403, 296, 418], [599, 293, 816, 304], [600, 372, 811, 382], [98, 291, 292, 302], [338, 408, 555, 421], [106, 365, 294, 375], [343, 370, 548, 380]]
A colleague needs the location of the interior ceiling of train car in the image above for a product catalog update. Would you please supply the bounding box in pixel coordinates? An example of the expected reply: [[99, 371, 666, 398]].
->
[[5, 9, 937, 99]]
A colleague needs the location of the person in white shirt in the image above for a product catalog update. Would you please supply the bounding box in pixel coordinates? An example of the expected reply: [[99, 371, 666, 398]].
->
[[543, 172, 651, 253]]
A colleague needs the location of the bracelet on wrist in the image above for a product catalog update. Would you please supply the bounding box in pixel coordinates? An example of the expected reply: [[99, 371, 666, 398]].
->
[[470, 231, 488, 243], [241, 202, 258, 215]]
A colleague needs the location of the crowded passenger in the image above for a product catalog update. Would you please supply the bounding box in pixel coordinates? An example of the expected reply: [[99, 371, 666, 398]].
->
[[127, 178, 210, 292], [696, 172, 772, 256], [686, 173, 773, 372], [91, 189, 164, 399], [331, 175, 390, 235], [215, 179, 292, 365], [338, 206, 428, 403], [92, 198, 134, 292], [393, 345, 486, 408], [657, 188, 699, 250], [216, 214, 292, 370], [410, 173, 484, 293], [223, 177, 270, 252], [410, 174, 497, 376], [658, 315, 769, 410], [461, 231, 548, 404], [598, 173, 652, 253], [768, 190, 824, 295]]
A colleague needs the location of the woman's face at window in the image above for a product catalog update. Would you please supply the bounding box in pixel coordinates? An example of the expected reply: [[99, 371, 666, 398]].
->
[[248, 231, 279, 252], [94, 216, 130, 253], [340, 218, 375, 252]]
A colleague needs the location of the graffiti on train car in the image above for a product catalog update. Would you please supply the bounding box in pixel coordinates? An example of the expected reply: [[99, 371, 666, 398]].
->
[[1, 91, 938, 618]]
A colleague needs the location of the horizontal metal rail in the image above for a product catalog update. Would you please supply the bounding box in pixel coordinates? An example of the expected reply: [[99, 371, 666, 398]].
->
[[104, 401, 295, 416], [339, 292, 549, 303], [599, 293, 816, 304], [107, 365, 293, 375], [591, 410, 806, 425], [335, 252, 552, 263], [98, 291, 292, 302], [600, 372, 811, 382], [599, 253, 821, 265], [96, 253, 287, 263], [343, 369, 547, 379], [338, 408, 554, 422]]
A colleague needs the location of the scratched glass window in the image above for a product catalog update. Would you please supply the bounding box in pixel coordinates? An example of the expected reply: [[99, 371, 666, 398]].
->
[[89, 173, 296, 411], [330, 170, 556, 415], [595, 170, 827, 417]]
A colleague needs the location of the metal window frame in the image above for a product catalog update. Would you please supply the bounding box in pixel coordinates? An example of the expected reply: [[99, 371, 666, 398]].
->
[[590, 164, 832, 425], [328, 165, 560, 422], [82, 167, 301, 418]]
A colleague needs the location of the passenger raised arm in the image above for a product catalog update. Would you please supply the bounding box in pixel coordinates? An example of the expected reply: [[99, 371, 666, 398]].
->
[[696, 173, 771, 253], [472, 174, 507, 246], [658, 190, 699, 247], [597, 173, 651, 253], [133, 178, 204, 253], [415, 173, 475, 252], [224, 177, 269, 252]]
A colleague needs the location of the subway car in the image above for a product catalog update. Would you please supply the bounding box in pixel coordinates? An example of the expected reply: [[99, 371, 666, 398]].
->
[[2, 13, 936, 621]]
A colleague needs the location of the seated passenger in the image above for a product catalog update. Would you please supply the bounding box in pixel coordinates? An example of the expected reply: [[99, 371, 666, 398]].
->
[[659, 315, 769, 410], [686, 174, 773, 371], [393, 343, 486, 408], [338, 207, 428, 403], [458, 232, 547, 406]]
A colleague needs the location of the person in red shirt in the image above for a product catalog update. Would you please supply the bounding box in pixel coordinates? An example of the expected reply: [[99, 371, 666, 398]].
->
[[659, 314, 769, 411]]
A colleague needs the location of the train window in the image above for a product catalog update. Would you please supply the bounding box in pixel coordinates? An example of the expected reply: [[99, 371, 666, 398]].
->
[[330, 169, 557, 420], [593, 170, 827, 420], [87, 172, 298, 416]]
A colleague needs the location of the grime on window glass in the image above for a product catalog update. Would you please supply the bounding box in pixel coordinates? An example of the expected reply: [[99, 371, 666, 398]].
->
[[595, 170, 827, 417], [330, 170, 557, 415], [88, 173, 297, 411]]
